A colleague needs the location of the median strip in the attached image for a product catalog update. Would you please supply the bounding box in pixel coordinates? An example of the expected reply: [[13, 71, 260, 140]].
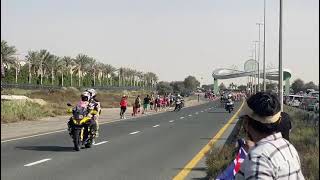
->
[[24, 158, 51, 167]]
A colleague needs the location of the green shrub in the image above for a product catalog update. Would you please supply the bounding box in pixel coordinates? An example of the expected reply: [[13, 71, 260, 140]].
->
[[1, 101, 50, 123]]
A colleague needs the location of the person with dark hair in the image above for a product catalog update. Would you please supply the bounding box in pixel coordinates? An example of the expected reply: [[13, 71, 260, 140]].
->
[[235, 92, 304, 179], [278, 112, 292, 141]]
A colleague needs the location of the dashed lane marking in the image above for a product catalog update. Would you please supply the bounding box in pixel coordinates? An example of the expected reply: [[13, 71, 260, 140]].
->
[[129, 131, 140, 135], [24, 158, 51, 167], [93, 141, 108, 146]]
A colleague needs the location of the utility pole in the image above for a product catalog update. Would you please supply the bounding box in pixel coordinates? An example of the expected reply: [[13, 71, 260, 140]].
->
[[263, 0, 267, 91], [279, 0, 284, 111], [257, 23, 263, 92]]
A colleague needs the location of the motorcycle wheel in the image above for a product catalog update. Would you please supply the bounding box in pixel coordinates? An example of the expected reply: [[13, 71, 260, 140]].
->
[[73, 129, 81, 151], [85, 131, 94, 148]]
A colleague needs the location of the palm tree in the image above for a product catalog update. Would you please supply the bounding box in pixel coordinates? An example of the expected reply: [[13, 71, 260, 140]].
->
[[56, 58, 66, 86], [1, 40, 17, 77], [45, 55, 60, 85], [61, 56, 76, 86], [25, 51, 40, 84], [104, 64, 116, 86], [136, 71, 144, 87], [74, 54, 91, 87], [38, 49, 54, 85]]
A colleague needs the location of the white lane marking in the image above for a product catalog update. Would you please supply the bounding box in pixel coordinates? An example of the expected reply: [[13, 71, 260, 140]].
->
[[169, 120, 174, 123], [195, 112, 199, 115], [93, 141, 108, 146], [153, 125, 160, 128], [180, 117, 185, 119], [188, 114, 192, 117], [24, 158, 51, 167], [129, 131, 140, 135], [1, 130, 66, 143], [201, 111, 204, 112], [2, 109, 170, 143]]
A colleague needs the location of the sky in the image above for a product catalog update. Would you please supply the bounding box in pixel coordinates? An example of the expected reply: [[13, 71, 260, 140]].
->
[[1, 0, 319, 86]]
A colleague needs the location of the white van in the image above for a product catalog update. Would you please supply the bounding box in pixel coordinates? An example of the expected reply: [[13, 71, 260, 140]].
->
[[285, 95, 303, 107]]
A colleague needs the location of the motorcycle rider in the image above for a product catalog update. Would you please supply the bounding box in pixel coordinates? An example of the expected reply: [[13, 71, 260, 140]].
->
[[174, 94, 183, 111], [67, 91, 91, 136], [225, 94, 234, 110], [85, 89, 101, 138]]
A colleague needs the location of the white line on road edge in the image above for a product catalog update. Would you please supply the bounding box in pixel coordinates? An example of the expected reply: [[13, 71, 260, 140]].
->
[[93, 141, 108, 146], [24, 158, 51, 167], [1, 130, 67, 143], [153, 125, 160, 128], [129, 131, 140, 135], [180, 117, 184, 119], [169, 120, 175, 123]]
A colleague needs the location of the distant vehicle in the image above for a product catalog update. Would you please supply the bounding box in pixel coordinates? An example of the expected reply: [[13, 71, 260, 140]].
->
[[309, 91, 319, 98], [300, 96, 317, 111], [284, 95, 303, 107]]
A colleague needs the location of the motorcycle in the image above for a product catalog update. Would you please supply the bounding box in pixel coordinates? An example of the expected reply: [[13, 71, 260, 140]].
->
[[67, 103, 98, 151], [174, 99, 184, 111], [225, 101, 234, 113]]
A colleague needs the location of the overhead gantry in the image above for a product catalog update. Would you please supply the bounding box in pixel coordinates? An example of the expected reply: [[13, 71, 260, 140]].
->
[[212, 68, 292, 95]]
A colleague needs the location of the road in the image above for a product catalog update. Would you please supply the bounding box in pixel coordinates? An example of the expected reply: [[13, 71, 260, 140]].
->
[[1, 101, 240, 180]]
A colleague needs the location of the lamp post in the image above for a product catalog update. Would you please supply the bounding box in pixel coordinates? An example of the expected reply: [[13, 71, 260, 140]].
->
[[256, 23, 263, 92], [253, 41, 259, 94], [263, 0, 267, 91], [279, 0, 284, 111]]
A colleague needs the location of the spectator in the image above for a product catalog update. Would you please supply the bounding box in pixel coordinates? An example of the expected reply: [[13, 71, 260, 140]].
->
[[142, 95, 151, 114], [149, 95, 154, 110], [119, 95, 128, 119], [235, 92, 304, 179], [132, 95, 141, 116], [278, 112, 292, 141]]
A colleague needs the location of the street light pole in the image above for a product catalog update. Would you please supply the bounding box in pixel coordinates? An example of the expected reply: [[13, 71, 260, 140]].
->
[[279, 0, 284, 111], [263, 0, 267, 91], [256, 23, 263, 92], [253, 41, 259, 94]]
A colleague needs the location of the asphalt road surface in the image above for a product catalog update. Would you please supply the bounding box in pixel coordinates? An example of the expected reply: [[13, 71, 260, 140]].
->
[[1, 101, 240, 180]]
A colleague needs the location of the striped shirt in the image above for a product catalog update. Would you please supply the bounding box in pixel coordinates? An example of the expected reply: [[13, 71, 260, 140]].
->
[[235, 132, 305, 180]]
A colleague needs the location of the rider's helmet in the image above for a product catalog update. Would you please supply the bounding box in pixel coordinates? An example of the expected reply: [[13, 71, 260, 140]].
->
[[228, 94, 232, 98], [81, 91, 91, 102], [86, 89, 97, 99]]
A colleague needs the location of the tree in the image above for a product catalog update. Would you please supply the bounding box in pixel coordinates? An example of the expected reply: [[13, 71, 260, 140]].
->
[[237, 85, 247, 91], [61, 56, 75, 86], [304, 81, 317, 92], [183, 76, 200, 91], [219, 83, 227, 90], [291, 79, 305, 93], [156, 81, 173, 95], [74, 54, 91, 87], [1, 41, 17, 77], [202, 84, 213, 91], [170, 81, 185, 94]]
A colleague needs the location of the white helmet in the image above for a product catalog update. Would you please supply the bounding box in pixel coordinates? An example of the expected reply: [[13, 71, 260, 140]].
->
[[86, 89, 96, 98], [81, 91, 91, 102]]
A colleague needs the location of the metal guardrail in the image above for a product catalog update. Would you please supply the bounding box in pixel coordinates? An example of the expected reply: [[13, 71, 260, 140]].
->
[[1, 83, 155, 91]]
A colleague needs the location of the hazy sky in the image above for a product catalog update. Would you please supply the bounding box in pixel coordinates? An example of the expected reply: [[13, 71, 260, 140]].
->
[[1, 0, 319, 86]]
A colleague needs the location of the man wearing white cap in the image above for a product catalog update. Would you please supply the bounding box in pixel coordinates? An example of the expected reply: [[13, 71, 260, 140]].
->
[[235, 92, 304, 179]]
